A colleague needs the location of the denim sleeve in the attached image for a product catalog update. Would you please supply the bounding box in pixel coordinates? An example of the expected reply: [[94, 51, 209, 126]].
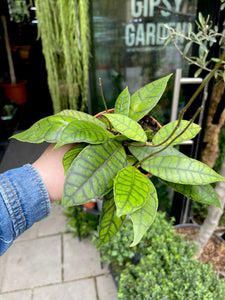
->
[[0, 164, 50, 255]]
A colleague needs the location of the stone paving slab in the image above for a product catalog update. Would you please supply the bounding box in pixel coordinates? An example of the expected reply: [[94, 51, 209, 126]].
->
[[14, 223, 38, 242], [97, 274, 118, 300], [33, 279, 97, 300], [63, 235, 108, 281], [0, 290, 32, 300], [36, 203, 67, 237], [0, 202, 118, 299], [13, 203, 67, 243], [0, 254, 6, 293], [2, 235, 62, 292]]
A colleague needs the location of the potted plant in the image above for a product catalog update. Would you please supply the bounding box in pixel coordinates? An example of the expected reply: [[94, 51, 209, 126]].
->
[[1, 103, 17, 120], [10, 0, 30, 23], [11, 66, 225, 247], [0, 14, 27, 104]]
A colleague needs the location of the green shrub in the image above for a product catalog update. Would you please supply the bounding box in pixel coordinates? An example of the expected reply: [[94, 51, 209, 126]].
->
[[64, 206, 98, 239], [95, 212, 196, 267], [118, 254, 225, 300], [96, 211, 225, 299], [117, 216, 225, 300]]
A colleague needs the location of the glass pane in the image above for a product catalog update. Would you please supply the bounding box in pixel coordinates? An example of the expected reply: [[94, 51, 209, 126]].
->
[[91, 0, 198, 121]]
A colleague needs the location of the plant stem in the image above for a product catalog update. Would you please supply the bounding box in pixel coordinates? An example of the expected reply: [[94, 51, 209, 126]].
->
[[128, 52, 225, 156], [135, 106, 203, 168], [179, 51, 225, 120], [149, 51, 225, 149], [173, 42, 212, 73], [98, 78, 108, 112]]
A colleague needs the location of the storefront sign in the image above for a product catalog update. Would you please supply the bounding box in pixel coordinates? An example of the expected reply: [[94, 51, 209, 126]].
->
[[125, 0, 192, 49]]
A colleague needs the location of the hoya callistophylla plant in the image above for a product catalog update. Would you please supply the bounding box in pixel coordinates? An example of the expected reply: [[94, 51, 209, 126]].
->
[[12, 74, 225, 247]]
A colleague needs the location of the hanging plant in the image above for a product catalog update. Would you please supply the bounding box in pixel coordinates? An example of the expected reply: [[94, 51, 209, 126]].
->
[[35, 0, 90, 112]]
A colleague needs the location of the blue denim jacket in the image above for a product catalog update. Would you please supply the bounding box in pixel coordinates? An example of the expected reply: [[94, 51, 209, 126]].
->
[[0, 164, 50, 255]]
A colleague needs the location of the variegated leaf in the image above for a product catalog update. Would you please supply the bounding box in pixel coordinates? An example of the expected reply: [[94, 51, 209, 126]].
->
[[104, 113, 147, 142], [130, 180, 158, 246], [141, 155, 225, 185], [12, 115, 76, 143], [55, 120, 114, 149], [128, 74, 172, 121], [57, 109, 107, 129], [114, 87, 130, 116], [164, 180, 221, 207], [129, 144, 186, 162], [97, 190, 125, 247], [62, 140, 127, 206], [63, 143, 87, 175], [114, 166, 151, 217], [152, 120, 201, 146]]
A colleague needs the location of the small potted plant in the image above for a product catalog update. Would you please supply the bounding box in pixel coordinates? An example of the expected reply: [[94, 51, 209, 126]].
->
[[1, 103, 17, 121], [0, 13, 27, 104], [12, 69, 225, 247]]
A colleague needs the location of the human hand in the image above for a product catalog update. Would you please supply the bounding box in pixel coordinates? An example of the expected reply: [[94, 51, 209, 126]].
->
[[32, 144, 72, 202]]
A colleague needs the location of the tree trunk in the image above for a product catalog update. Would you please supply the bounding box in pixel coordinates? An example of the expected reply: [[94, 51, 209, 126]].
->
[[194, 159, 225, 256]]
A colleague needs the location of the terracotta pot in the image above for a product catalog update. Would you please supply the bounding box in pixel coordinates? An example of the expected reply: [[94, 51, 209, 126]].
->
[[94, 108, 115, 118], [94, 108, 161, 130], [0, 80, 27, 104], [83, 201, 95, 209]]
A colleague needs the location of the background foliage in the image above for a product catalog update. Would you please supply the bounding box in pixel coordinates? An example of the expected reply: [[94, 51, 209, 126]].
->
[[35, 0, 90, 112]]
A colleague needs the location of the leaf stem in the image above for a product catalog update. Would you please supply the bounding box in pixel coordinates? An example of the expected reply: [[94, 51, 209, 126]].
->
[[99, 78, 108, 113]]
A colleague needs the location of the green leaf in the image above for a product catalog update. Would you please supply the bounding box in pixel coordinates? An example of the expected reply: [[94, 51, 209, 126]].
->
[[183, 41, 192, 56], [104, 113, 147, 142], [57, 109, 107, 129], [194, 68, 203, 78], [152, 121, 201, 146], [55, 120, 114, 149], [126, 155, 138, 166], [130, 180, 158, 246], [129, 144, 186, 162], [113, 134, 131, 142], [187, 23, 192, 35], [12, 115, 76, 143], [211, 58, 225, 63], [114, 166, 152, 217], [164, 181, 221, 207], [62, 140, 127, 206], [97, 190, 125, 247], [128, 74, 172, 122], [114, 87, 130, 116], [63, 143, 87, 175], [141, 155, 225, 185], [198, 12, 204, 26]]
